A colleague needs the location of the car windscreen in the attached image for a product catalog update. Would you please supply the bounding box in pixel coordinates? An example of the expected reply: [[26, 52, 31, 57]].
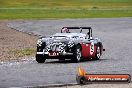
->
[[52, 36, 69, 39], [68, 29, 88, 34], [53, 36, 67, 38]]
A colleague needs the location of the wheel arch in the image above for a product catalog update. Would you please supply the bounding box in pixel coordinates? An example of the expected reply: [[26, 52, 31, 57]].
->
[[73, 43, 82, 50]]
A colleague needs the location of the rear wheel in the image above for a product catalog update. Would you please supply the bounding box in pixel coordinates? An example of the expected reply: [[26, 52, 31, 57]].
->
[[95, 46, 101, 60], [72, 45, 82, 63], [36, 54, 46, 63]]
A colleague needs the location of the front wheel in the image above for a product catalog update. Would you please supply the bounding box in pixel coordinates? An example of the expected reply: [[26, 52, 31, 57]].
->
[[95, 46, 101, 60], [36, 54, 46, 63], [72, 45, 82, 63]]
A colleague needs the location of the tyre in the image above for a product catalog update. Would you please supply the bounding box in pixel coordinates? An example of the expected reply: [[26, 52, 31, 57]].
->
[[36, 54, 46, 63], [72, 45, 82, 63], [95, 46, 101, 60]]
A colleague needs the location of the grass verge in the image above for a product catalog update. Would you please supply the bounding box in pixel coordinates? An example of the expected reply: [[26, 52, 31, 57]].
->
[[11, 48, 36, 58], [0, 8, 132, 19], [0, 0, 132, 19]]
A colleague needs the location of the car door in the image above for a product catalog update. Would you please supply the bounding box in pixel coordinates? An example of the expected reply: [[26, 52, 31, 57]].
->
[[81, 40, 96, 59]]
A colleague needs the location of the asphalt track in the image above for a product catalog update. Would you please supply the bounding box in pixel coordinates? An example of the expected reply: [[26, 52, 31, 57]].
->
[[0, 18, 132, 87]]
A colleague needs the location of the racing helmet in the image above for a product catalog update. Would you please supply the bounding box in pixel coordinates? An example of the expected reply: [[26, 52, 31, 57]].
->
[[61, 28, 70, 33]]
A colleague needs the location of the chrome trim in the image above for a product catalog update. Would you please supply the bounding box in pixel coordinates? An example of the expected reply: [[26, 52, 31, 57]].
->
[[60, 52, 73, 55], [36, 52, 44, 54], [36, 51, 73, 55]]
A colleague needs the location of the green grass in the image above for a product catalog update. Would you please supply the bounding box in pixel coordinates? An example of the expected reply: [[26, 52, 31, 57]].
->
[[0, 0, 132, 19], [11, 48, 35, 57], [0, 8, 132, 19]]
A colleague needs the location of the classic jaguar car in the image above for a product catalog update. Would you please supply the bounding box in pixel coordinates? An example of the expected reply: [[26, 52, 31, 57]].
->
[[36, 27, 105, 63]]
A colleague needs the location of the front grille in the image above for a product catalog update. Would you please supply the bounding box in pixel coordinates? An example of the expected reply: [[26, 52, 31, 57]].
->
[[52, 45, 59, 51], [45, 42, 66, 52]]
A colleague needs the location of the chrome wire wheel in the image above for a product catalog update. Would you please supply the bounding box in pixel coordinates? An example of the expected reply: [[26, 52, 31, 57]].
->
[[72, 45, 82, 63], [76, 48, 82, 61], [96, 46, 101, 59]]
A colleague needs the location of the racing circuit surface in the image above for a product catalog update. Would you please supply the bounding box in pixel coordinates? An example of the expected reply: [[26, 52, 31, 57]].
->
[[0, 18, 132, 87]]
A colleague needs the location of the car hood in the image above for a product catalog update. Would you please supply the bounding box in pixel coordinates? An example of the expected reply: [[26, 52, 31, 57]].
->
[[41, 33, 86, 44], [41, 37, 70, 45], [49, 38, 70, 44]]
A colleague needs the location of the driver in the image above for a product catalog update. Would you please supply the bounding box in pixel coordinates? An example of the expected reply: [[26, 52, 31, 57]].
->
[[61, 28, 70, 33]]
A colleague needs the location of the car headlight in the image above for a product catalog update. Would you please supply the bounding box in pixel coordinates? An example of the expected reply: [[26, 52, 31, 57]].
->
[[37, 39, 42, 46]]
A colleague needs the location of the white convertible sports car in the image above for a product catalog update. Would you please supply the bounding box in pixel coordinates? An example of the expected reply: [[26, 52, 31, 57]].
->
[[36, 27, 105, 63]]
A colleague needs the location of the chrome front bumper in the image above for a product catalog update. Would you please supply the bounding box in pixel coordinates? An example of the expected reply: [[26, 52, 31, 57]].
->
[[36, 51, 73, 56]]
